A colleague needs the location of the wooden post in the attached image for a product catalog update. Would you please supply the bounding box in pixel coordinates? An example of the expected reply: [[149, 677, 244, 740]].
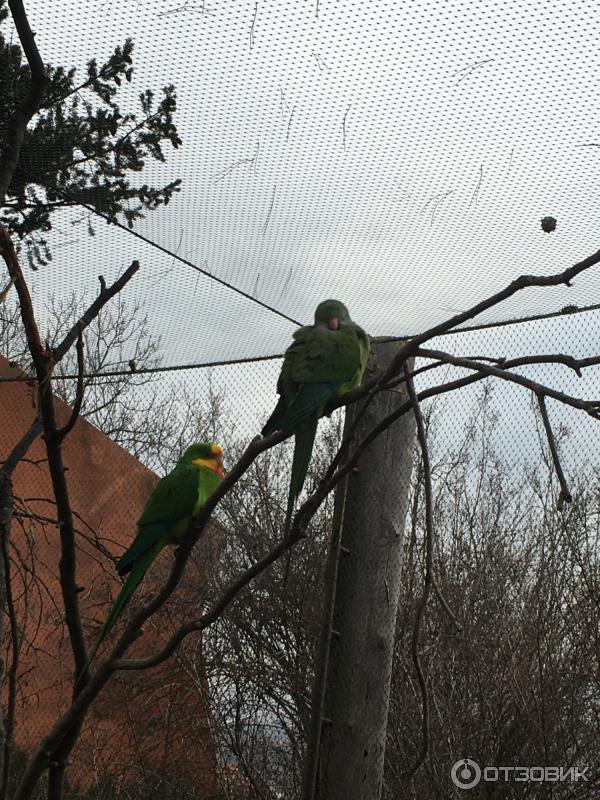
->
[[303, 341, 416, 800]]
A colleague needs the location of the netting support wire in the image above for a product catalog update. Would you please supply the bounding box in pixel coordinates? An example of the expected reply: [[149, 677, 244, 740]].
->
[[16, 166, 303, 328], [44, 299, 600, 380], [44, 352, 283, 381]]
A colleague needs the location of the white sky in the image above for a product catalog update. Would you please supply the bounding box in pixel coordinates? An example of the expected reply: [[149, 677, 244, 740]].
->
[[5, 0, 600, 469], [15, 0, 600, 361]]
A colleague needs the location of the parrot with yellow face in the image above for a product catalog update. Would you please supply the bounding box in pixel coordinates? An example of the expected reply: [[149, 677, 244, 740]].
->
[[81, 442, 224, 674]]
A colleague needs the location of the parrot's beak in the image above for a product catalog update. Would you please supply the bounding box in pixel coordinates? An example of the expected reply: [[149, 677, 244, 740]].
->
[[192, 453, 225, 477], [327, 317, 339, 331]]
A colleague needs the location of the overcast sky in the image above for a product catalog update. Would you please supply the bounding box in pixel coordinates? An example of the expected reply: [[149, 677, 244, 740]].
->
[[6, 0, 600, 469]]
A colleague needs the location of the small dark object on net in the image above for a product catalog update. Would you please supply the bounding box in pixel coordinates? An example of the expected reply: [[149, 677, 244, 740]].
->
[[541, 215, 557, 233]]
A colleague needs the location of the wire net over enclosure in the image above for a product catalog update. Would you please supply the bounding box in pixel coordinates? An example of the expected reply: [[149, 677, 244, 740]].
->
[[5, 0, 600, 366]]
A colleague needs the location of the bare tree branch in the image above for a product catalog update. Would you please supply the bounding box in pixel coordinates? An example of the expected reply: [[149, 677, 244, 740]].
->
[[454, 58, 494, 84], [0, 522, 20, 800], [537, 394, 572, 509], [0, 278, 14, 304], [417, 348, 600, 418], [0, 229, 140, 799], [115, 537, 292, 671], [470, 164, 483, 207], [342, 104, 351, 150], [321, 247, 600, 423], [55, 326, 85, 442], [249, 1, 257, 50], [261, 186, 277, 235], [0, 417, 42, 477], [345, 247, 600, 417], [402, 365, 433, 779], [52, 262, 140, 362], [432, 575, 462, 632]]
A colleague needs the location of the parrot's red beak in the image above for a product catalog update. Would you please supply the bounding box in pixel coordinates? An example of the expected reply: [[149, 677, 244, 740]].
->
[[327, 317, 339, 331]]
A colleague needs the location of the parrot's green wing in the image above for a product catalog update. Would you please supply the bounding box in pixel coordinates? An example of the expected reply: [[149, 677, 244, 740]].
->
[[287, 323, 369, 386], [118, 463, 205, 575], [263, 324, 369, 435]]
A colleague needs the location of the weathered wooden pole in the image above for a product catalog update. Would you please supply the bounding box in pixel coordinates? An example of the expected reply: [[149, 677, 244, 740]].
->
[[303, 341, 416, 800]]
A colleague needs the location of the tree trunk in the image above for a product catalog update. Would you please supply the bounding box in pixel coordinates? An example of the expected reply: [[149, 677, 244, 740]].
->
[[306, 341, 416, 800], [0, 473, 10, 795]]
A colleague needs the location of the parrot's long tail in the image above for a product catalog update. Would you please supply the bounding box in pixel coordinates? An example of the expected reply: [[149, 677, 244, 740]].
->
[[77, 545, 159, 684], [285, 416, 318, 538]]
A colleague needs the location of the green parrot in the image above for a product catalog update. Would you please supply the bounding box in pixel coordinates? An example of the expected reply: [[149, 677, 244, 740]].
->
[[81, 442, 225, 675], [262, 299, 369, 534]]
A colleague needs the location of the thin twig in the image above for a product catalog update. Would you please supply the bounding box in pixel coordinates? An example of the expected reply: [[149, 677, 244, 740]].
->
[[342, 104, 351, 151], [432, 575, 462, 631], [312, 52, 330, 72], [421, 190, 455, 225], [250, 1, 257, 50], [402, 365, 433, 778], [537, 394, 572, 509], [507, 146, 514, 176], [52, 262, 140, 362], [470, 165, 483, 207], [55, 326, 85, 441], [286, 108, 296, 142], [212, 152, 258, 183], [261, 185, 276, 235], [454, 58, 494, 84], [0, 278, 14, 304]]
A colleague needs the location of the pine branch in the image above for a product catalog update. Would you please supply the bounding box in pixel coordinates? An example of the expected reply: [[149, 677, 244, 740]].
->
[[0, 0, 49, 205]]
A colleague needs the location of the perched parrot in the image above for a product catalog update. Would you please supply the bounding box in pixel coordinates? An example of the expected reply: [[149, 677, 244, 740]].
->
[[262, 299, 369, 534], [81, 442, 225, 675]]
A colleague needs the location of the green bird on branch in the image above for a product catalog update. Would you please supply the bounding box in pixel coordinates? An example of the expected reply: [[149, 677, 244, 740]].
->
[[262, 299, 370, 535], [81, 442, 224, 677]]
